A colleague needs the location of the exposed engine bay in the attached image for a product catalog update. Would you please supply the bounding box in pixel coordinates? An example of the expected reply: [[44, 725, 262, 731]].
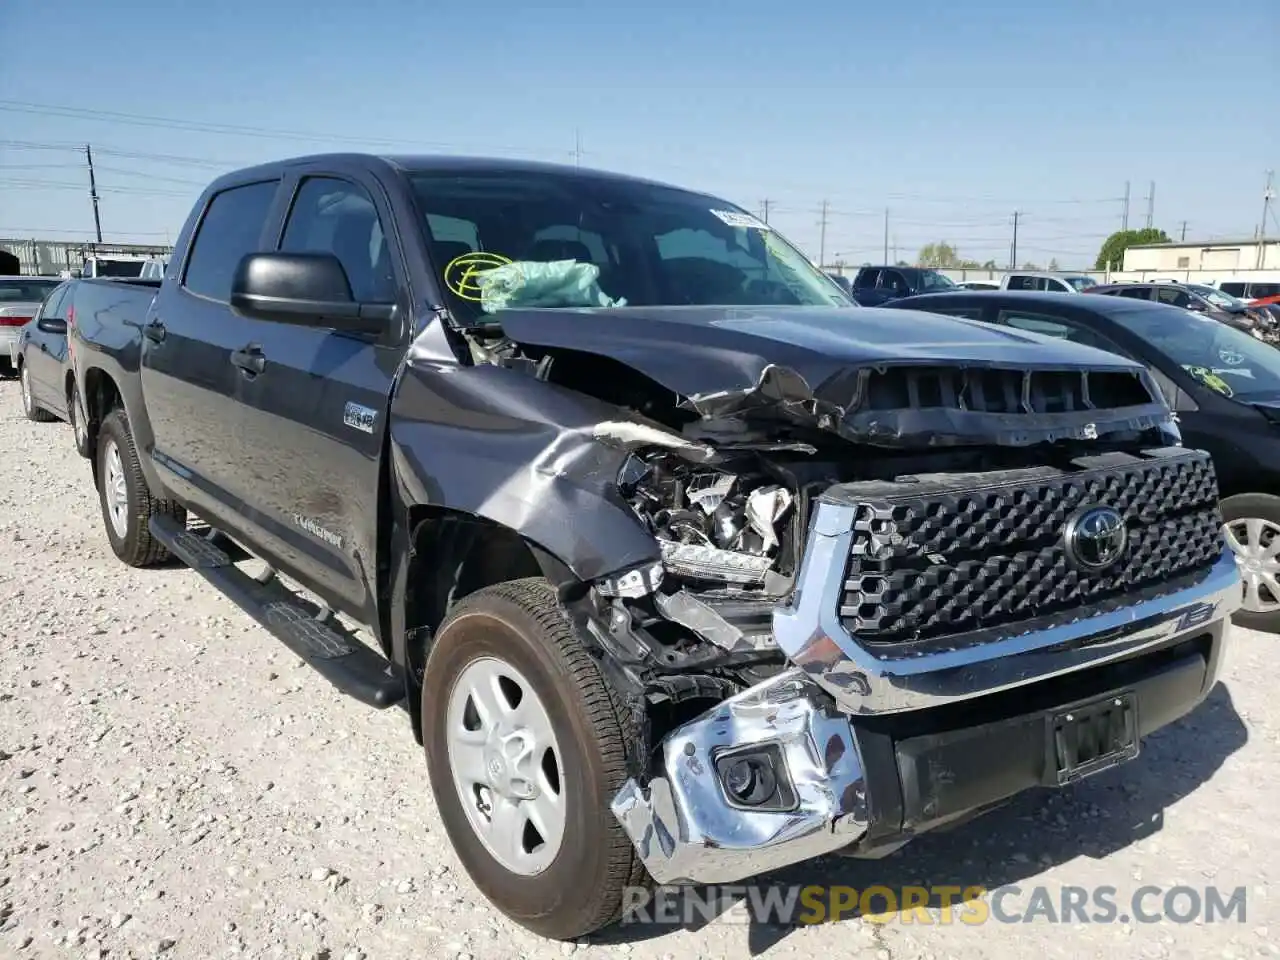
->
[[441, 309, 1185, 762]]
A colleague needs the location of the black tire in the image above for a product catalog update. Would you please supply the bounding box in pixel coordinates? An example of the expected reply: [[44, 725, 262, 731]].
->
[[95, 408, 185, 567], [19, 363, 56, 422], [68, 382, 90, 457], [1220, 492, 1280, 633], [421, 578, 647, 940]]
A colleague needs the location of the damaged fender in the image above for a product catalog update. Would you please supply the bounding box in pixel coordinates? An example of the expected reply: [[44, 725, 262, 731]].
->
[[388, 355, 707, 584]]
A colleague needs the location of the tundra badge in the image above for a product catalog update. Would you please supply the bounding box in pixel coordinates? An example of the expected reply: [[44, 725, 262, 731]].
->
[[343, 402, 378, 434]]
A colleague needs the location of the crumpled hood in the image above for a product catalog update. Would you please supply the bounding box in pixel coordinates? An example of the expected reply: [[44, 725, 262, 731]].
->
[[495, 305, 1170, 447]]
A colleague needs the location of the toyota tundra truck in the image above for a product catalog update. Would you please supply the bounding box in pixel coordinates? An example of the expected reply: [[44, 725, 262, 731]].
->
[[68, 153, 1241, 939]]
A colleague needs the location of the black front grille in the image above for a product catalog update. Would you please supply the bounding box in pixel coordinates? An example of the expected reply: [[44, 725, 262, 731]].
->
[[861, 365, 1155, 415], [830, 448, 1224, 646]]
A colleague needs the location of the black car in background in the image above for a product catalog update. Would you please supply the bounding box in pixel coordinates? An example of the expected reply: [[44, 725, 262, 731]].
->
[[16, 279, 73, 425], [1086, 281, 1278, 340], [889, 289, 1280, 631], [849, 265, 956, 305]]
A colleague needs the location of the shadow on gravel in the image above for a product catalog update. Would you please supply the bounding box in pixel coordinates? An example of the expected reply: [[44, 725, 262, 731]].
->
[[588, 682, 1247, 956]]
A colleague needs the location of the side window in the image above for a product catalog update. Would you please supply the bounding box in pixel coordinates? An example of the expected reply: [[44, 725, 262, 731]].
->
[[281, 177, 396, 303], [1219, 282, 1245, 297], [923, 306, 985, 321], [1005, 275, 1033, 291], [1118, 286, 1151, 300], [996, 309, 1129, 356], [1154, 287, 1192, 308], [183, 180, 280, 301], [1047, 278, 1070, 292], [853, 268, 879, 290]]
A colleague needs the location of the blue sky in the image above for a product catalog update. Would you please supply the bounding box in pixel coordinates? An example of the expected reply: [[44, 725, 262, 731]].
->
[[1, 0, 1276, 269]]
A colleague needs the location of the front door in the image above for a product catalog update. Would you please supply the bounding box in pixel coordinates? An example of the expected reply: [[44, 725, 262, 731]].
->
[[233, 172, 404, 624]]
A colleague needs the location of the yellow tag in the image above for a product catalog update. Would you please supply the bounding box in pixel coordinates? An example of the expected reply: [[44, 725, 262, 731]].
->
[[443, 251, 512, 301]]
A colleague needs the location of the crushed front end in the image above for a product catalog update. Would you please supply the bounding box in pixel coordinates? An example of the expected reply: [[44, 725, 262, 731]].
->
[[586, 365, 1241, 886]]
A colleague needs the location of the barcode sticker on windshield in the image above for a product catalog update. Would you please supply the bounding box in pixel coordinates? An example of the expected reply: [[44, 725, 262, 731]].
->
[[710, 209, 770, 231]]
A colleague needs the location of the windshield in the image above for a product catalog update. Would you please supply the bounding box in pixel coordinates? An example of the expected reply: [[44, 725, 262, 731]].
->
[[1109, 305, 1280, 400], [918, 270, 956, 291], [408, 170, 854, 323], [91, 259, 145, 278], [1065, 275, 1098, 291], [0, 278, 60, 302], [1186, 284, 1244, 309]]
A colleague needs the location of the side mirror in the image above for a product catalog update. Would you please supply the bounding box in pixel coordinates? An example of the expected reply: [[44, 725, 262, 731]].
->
[[230, 252, 394, 334], [1185, 300, 1207, 313], [37, 317, 68, 335]]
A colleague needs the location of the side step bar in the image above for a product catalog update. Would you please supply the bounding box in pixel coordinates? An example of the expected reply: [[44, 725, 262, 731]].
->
[[149, 514, 404, 708]]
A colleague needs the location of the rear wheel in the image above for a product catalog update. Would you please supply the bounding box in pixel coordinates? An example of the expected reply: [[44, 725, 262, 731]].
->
[[95, 408, 184, 567], [1221, 492, 1280, 633], [19, 363, 56, 422], [421, 578, 646, 939]]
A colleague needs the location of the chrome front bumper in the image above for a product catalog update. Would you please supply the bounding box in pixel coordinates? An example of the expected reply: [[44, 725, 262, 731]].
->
[[611, 669, 868, 886], [611, 501, 1242, 886]]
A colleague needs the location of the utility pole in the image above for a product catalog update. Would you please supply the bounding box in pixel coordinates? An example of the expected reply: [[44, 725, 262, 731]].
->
[[760, 199, 772, 224], [817, 200, 829, 268], [883, 208, 889, 263], [1145, 181, 1155, 230], [85, 143, 103, 244], [1179, 220, 1188, 242], [1010, 210, 1020, 268], [572, 129, 582, 168], [1261, 170, 1275, 241], [1122, 181, 1130, 232], [1260, 171, 1275, 269]]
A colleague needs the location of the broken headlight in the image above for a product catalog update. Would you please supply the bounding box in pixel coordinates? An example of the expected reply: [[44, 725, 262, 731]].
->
[[619, 454, 794, 586]]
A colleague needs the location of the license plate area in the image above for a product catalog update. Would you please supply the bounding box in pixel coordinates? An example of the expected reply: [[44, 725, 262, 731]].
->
[[1049, 692, 1139, 786]]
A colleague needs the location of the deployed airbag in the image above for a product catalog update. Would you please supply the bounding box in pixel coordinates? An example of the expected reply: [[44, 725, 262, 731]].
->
[[478, 259, 626, 313]]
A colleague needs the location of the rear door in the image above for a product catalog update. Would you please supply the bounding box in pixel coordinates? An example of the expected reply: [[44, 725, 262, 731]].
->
[[141, 178, 283, 532], [232, 171, 405, 624]]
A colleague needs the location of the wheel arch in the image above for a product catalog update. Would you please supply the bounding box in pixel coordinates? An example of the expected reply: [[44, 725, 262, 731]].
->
[[397, 505, 580, 743]]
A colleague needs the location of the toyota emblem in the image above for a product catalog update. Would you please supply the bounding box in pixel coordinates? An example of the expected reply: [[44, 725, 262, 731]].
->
[[1063, 505, 1128, 572]]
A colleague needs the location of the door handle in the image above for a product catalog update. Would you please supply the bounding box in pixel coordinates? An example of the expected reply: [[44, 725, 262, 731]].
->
[[230, 344, 266, 376], [39, 342, 48, 353], [143, 319, 166, 343]]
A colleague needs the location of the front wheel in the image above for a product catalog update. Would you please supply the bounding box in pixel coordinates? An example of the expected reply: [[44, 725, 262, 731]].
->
[[95, 408, 184, 567], [1221, 492, 1280, 633], [421, 578, 646, 940]]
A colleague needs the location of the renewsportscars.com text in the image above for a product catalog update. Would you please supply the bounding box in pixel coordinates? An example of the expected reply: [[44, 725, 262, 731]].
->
[[621, 883, 1247, 927]]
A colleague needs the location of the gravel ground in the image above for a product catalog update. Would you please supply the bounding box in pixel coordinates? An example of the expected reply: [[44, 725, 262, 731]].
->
[[1, 378, 1277, 960]]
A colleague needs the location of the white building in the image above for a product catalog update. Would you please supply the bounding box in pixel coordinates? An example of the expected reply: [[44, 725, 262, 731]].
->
[[1121, 238, 1280, 273]]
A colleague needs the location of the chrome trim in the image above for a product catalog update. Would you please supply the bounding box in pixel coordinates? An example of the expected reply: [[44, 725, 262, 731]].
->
[[772, 501, 1242, 716], [610, 669, 867, 885]]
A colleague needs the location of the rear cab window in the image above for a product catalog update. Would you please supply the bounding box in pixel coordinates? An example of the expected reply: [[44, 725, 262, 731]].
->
[[182, 180, 281, 301]]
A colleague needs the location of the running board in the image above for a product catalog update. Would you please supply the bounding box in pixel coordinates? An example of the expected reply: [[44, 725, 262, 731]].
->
[[149, 514, 404, 708]]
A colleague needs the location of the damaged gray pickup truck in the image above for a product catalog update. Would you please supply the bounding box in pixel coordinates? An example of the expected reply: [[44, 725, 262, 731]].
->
[[73, 154, 1241, 940]]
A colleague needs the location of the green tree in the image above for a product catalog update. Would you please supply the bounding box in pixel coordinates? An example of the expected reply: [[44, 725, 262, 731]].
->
[[917, 242, 962, 268], [1095, 228, 1171, 271]]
